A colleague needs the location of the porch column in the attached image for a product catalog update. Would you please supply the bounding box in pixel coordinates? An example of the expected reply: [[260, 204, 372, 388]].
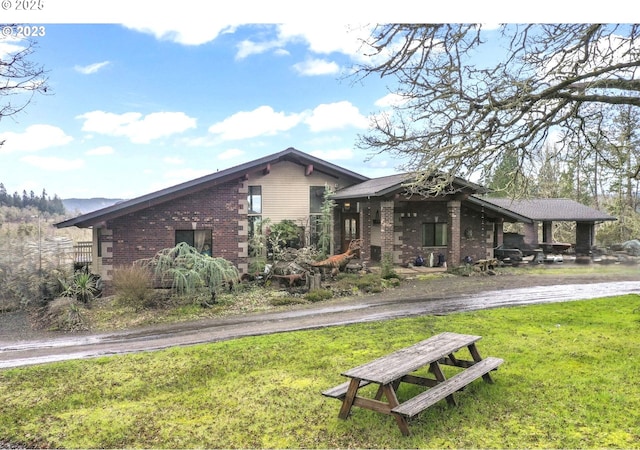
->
[[523, 221, 539, 248], [494, 219, 504, 247], [575, 222, 594, 255], [542, 221, 553, 243], [380, 200, 395, 261], [359, 201, 371, 263], [447, 200, 461, 266]]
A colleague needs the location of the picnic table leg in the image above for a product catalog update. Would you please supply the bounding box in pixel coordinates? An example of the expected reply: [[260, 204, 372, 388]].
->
[[338, 378, 361, 419], [374, 378, 402, 401], [382, 384, 411, 436], [430, 362, 457, 406], [468, 343, 494, 383]]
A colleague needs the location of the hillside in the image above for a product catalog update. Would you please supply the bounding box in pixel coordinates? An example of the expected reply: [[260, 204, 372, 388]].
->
[[62, 198, 124, 215]]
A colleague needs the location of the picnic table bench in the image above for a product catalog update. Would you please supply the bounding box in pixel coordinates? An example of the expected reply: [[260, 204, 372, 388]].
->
[[322, 332, 504, 436]]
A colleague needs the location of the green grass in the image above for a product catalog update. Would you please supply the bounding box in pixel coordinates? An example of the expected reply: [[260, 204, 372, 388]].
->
[[1, 294, 640, 448]]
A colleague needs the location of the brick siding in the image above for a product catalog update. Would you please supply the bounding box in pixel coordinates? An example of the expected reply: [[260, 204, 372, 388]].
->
[[103, 179, 246, 279]]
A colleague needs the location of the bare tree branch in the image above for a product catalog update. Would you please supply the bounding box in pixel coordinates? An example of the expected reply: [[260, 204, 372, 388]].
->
[[355, 24, 640, 195], [0, 26, 50, 124]]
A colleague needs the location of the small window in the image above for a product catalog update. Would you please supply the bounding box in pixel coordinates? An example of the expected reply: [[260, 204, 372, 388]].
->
[[248, 186, 262, 214], [175, 230, 212, 255], [310, 186, 325, 214], [422, 223, 447, 247]]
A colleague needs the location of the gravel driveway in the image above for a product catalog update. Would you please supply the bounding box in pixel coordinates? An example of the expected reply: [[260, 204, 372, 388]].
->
[[1, 267, 639, 369]]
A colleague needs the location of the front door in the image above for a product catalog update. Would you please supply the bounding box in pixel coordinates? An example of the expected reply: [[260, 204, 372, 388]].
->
[[342, 213, 359, 254]]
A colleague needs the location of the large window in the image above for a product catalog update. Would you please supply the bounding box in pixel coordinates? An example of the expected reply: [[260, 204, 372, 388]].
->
[[175, 230, 212, 255], [422, 223, 447, 247]]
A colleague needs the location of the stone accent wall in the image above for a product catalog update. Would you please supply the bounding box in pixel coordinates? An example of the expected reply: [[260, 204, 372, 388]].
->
[[394, 202, 448, 265]]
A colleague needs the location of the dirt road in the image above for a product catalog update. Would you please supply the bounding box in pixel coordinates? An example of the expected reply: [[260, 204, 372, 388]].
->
[[1, 267, 638, 369]]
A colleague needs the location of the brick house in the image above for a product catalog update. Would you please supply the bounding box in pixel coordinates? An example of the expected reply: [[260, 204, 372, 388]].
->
[[56, 147, 616, 280], [56, 148, 368, 280]]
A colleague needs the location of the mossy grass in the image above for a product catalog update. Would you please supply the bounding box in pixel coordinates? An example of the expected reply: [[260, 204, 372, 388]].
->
[[1, 294, 639, 448]]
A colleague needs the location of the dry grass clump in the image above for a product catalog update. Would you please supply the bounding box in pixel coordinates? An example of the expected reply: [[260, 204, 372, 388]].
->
[[111, 265, 154, 311]]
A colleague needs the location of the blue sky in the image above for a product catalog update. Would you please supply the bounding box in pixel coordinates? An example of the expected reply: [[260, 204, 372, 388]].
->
[[0, 1, 631, 200]]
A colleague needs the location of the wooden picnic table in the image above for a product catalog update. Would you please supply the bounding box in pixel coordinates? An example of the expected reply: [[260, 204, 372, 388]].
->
[[322, 332, 503, 436]]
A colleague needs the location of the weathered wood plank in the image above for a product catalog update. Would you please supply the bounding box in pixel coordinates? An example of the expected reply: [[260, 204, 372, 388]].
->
[[341, 332, 482, 385], [391, 357, 504, 418], [322, 379, 371, 399]]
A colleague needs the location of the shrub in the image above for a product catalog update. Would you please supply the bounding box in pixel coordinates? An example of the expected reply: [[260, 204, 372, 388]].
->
[[38, 297, 89, 332], [112, 265, 154, 311], [381, 252, 399, 279], [139, 242, 240, 302], [59, 271, 101, 305], [304, 289, 333, 302]]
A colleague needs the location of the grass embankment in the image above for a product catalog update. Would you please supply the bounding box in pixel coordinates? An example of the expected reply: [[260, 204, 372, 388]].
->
[[1, 294, 640, 448]]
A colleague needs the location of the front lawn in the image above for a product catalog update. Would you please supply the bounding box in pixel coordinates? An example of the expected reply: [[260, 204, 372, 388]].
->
[[1, 294, 639, 448]]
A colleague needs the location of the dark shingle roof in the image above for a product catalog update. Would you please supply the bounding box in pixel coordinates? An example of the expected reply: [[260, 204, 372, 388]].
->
[[332, 173, 487, 200], [332, 173, 410, 199], [477, 197, 616, 222]]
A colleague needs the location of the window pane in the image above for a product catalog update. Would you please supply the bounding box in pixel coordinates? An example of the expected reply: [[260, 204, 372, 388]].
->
[[248, 186, 262, 214], [248, 216, 262, 238], [310, 186, 325, 213], [422, 223, 447, 247], [435, 223, 447, 246], [175, 230, 194, 247], [422, 223, 434, 246]]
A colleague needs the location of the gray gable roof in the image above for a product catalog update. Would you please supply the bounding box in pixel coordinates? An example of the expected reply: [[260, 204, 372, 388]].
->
[[332, 173, 488, 200], [56, 147, 369, 229], [477, 197, 616, 222]]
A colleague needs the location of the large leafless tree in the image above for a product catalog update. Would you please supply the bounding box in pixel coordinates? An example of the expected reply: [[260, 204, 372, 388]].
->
[[0, 27, 49, 132], [356, 24, 640, 195]]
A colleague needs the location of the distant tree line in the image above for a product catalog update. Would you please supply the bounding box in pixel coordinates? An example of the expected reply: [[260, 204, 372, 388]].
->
[[0, 183, 65, 215]]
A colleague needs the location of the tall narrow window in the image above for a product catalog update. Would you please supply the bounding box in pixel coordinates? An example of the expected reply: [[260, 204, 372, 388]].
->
[[248, 186, 262, 214], [422, 223, 448, 246], [309, 186, 325, 246], [247, 186, 263, 250]]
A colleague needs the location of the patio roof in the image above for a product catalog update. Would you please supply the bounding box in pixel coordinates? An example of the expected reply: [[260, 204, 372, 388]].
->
[[475, 197, 616, 222]]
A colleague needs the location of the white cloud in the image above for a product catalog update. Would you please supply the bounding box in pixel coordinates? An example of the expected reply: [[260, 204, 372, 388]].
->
[[277, 23, 373, 60], [219, 148, 245, 160], [304, 101, 369, 132], [0, 36, 25, 59], [293, 58, 340, 76], [375, 93, 409, 108], [122, 20, 237, 46], [236, 38, 283, 60], [0, 124, 73, 154], [208, 106, 303, 140], [74, 61, 110, 74], [21, 155, 84, 171], [85, 145, 115, 156], [77, 110, 197, 143]]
